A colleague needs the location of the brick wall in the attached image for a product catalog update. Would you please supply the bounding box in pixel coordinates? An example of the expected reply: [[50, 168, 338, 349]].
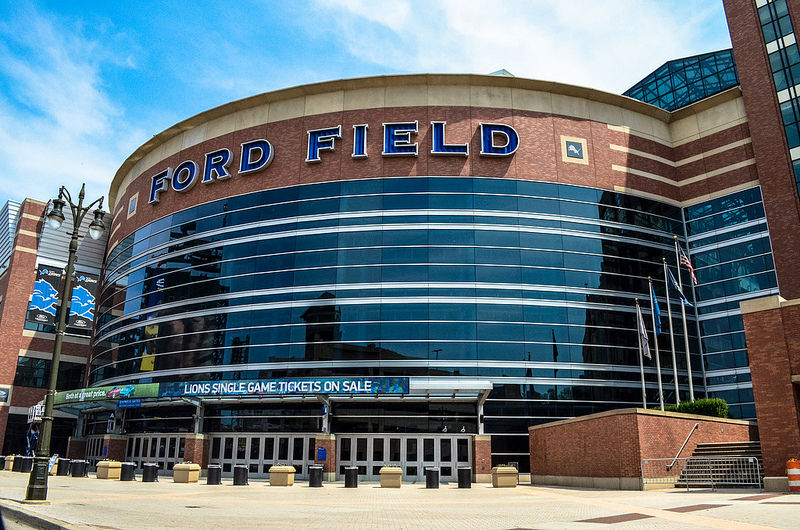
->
[[184, 434, 210, 468], [741, 296, 800, 477], [314, 434, 336, 479], [529, 408, 757, 479], [473, 434, 491, 482], [725, 0, 800, 299]]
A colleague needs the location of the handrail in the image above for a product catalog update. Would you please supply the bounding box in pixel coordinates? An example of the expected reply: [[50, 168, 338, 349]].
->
[[667, 422, 699, 471]]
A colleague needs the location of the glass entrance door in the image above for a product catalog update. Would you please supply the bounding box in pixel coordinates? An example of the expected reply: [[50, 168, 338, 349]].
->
[[337, 434, 471, 482], [208, 433, 315, 479], [125, 434, 186, 473]]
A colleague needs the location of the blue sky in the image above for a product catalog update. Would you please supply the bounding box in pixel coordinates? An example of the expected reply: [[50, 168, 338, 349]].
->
[[0, 0, 732, 209]]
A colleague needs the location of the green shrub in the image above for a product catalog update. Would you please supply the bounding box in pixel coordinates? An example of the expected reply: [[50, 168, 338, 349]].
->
[[650, 398, 728, 418], [678, 398, 728, 418]]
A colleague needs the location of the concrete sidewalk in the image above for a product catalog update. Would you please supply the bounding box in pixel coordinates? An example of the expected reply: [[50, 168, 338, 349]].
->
[[0, 470, 798, 529]]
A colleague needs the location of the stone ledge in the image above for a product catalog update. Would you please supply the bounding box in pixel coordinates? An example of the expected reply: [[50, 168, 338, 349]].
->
[[530, 475, 642, 490]]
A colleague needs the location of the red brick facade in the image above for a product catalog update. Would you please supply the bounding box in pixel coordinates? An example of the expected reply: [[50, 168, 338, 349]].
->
[[472, 434, 492, 482], [184, 434, 210, 468], [529, 408, 757, 483], [741, 296, 800, 478], [314, 434, 336, 480], [724, 0, 800, 299], [107, 77, 758, 256], [0, 199, 47, 453]]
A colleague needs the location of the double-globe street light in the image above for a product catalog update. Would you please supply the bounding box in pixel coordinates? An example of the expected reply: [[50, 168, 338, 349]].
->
[[26, 184, 105, 501]]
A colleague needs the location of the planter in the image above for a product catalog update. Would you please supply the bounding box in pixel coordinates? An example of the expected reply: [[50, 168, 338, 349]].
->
[[269, 465, 296, 486], [379, 467, 402, 488], [491, 466, 517, 488], [173, 463, 201, 483], [97, 460, 122, 480]]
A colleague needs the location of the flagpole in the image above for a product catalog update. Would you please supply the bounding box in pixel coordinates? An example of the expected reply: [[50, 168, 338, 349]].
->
[[648, 277, 664, 411], [635, 299, 647, 408], [674, 236, 695, 401], [663, 259, 680, 406]]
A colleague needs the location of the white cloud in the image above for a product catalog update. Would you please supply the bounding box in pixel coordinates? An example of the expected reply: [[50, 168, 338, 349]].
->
[[316, 0, 731, 93], [0, 5, 146, 207]]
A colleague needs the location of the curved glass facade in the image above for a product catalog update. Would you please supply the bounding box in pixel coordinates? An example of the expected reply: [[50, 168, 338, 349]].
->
[[94, 177, 697, 442]]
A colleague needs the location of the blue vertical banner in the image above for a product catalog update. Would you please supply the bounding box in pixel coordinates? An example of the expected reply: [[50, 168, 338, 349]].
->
[[68, 273, 98, 330], [651, 285, 662, 335], [27, 266, 63, 326]]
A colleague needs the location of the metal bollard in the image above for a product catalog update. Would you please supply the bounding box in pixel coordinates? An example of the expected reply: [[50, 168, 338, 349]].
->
[[457, 467, 472, 489], [19, 456, 34, 473], [308, 465, 323, 487], [142, 463, 159, 482], [233, 465, 248, 485], [57, 458, 71, 476], [344, 466, 358, 488], [425, 467, 439, 489], [206, 465, 222, 485], [70, 460, 88, 477], [120, 462, 136, 481]]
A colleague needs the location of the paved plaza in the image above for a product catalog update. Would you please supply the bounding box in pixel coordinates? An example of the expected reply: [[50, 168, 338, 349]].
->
[[0, 470, 798, 529]]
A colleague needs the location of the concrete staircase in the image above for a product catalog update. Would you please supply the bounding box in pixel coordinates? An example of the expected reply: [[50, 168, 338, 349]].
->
[[676, 442, 763, 488]]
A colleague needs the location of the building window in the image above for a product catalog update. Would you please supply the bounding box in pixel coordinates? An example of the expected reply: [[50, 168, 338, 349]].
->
[[13, 357, 85, 390]]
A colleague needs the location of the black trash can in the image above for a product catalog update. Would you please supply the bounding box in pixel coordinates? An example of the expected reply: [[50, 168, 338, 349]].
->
[[12, 456, 23, 473], [457, 467, 471, 489], [70, 459, 87, 477], [57, 458, 71, 476], [344, 466, 358, 488], [0, 456, 5, 470], [308, 465, 323, 487], [425, 467, 439, 489], [120, 462, 136, 481], [19, 456, 34, 473], [233, 465, 248, 485], [142, 463, 159, 482], [206, 465, 222, 485]]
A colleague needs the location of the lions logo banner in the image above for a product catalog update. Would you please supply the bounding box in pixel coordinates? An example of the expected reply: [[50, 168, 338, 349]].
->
[[68, 274, 99, 330], [27, 267, 63, 326]]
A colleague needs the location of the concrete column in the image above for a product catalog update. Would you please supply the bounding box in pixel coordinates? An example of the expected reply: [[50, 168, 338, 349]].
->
[[315, 433, 337, 482], [472, 434, 491, 483]]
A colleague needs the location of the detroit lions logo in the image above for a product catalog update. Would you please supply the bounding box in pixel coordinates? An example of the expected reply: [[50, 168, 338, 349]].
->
[[70, 284, 96, 320], [566, 141, 584, 159], [30, 279, 59, 316]]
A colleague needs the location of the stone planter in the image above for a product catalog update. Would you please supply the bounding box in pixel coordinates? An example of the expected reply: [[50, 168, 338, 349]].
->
[[97, 461, 122, 480], [269, 465, 296, 486], [379, 467, 402, 488], [491, 466, 517, 488], [173, 463, 201, 483]]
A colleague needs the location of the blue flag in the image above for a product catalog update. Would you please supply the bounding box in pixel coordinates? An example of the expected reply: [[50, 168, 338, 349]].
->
[[668, 269, 693, 307], [651, 285, 662, 335]]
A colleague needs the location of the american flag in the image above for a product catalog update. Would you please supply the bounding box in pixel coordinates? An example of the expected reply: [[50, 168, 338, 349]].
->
[[679, 246, 698, 286]]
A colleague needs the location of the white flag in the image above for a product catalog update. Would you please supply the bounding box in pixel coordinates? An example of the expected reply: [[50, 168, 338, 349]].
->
[[636, 303, 651, 360]]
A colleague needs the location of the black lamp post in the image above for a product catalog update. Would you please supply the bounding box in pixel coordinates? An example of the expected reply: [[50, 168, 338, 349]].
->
[[26, 184, 105, 502]]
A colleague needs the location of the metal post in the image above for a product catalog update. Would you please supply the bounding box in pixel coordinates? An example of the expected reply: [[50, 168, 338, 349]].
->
[[663, 259, 680, 406], [648, 278, 664, 411], [635, 300, 647, 408], [26, 184, 104, 502], [674, 237, 695, 401]]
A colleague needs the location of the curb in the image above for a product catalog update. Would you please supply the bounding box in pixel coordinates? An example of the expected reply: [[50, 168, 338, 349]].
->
[[0, 501, 75, 530]]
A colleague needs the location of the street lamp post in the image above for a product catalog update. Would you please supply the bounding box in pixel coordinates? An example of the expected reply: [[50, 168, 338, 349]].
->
[[26, 184, 105, 502]]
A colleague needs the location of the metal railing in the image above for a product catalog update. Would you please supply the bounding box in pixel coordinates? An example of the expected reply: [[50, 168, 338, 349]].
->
[[667, 423, 699, 471], [641, 457, 763, 491]]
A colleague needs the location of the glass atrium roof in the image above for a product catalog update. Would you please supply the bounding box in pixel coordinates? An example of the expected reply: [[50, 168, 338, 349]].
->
[[623, 49, 739, 111]]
